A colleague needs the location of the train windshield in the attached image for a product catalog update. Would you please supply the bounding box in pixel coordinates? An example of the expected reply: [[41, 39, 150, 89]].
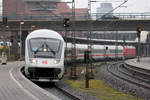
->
[[29, 38, 61, 58]]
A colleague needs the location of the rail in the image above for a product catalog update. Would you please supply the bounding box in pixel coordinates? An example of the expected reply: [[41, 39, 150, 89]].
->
[[54, 85, 81, 100], [107, 62, 150, 89]]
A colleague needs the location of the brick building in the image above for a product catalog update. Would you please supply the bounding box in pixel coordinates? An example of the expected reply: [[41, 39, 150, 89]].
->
[[2, 0, 88, 38], [3, 0, 29, 17], [3, 0, 88, 20]]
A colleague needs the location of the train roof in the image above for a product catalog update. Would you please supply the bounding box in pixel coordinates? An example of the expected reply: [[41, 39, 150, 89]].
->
[[92, 45, 105, 49], [26, 29, 64, 41], [76, 44, 88, 49], [65, 43, 88, 49], [124, 45, 135, 49], [93, 45, 123, 50], [65, 43, 124, 50]]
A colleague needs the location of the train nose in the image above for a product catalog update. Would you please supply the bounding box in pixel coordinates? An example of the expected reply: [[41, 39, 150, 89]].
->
[[28, 67, 62, 79], [54, 68, 61, 74]]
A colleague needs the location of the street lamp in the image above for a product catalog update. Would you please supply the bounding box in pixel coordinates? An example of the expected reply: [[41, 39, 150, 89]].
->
[[123, 36, 126, 62], [20, 21, 24, 60], [136, 26, 142, 62], [6, 25, 9, 29]]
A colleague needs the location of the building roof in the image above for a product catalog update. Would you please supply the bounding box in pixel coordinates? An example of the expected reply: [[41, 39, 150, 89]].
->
[[52, 3, 71, 16], [3, 0, 30, 16], [3, 0, 88, 20], [52, 3, 88, 18], [75, 8, 88, 14]]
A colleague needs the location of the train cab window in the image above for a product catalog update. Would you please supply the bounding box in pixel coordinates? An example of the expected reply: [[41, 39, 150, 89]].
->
[[29, 38, 61, 58], [30, 38, 60, 52]]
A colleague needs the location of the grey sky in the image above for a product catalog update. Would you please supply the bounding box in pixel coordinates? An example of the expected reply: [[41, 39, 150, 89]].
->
[[64, 0, 150, 13]]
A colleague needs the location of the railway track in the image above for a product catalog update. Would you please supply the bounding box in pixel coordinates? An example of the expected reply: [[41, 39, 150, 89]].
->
[[54, 85, 81, 100], [118, 65, 150, 84], [21, 67, 82, 100], [107, 62, 150, 90], [36, 82, 81, 100], [21, 67, 81, 100]]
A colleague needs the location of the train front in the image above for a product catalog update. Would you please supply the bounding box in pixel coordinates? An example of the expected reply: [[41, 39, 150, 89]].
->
[[25, 29, 64, 82]]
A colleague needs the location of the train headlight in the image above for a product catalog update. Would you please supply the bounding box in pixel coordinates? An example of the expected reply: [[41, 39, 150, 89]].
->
[[54, 59, 60, 64], [29, 58, 37, 64], [43, 48, 47, 52]]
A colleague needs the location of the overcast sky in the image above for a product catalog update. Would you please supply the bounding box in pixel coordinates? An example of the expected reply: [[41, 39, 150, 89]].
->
[[64, 0, 150, 13]]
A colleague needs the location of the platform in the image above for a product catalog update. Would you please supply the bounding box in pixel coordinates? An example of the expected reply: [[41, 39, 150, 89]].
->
[[125, 57, 150, 70], [0, 61, 60, 100]]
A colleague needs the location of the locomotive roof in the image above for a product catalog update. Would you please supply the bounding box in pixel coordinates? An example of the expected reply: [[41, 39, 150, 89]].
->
[[93, 45, 123, 50], [26, 29, 64, 41], [124, 45, 135, 49], [65, 43, 124, 50]]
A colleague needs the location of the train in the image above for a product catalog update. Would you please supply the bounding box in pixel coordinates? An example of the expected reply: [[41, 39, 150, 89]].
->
[[25, 29, 65, 82], [65, 43, 136, 62], [25, 29, 136, 82]]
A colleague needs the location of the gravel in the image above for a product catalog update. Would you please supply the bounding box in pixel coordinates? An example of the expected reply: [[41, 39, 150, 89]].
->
[[36, 82, 73, 100], [45, 87, 73, 100], [56, 82, 100, 100], [37, 81, 100, 100], [96, 64, 150, 100]]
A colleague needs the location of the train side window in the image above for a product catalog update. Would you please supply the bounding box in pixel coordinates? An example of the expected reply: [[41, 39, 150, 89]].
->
[[64, 49, 67, 57], [65, 49, 72, 55], [68, 49, 72, 54], [92, 49, 104, 53], [110, 49, 115, 53], [77, 49, 85, 54]]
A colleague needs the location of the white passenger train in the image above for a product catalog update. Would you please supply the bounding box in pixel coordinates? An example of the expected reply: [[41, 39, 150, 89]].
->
[[25, 29, 136, 82], [25, 29, 65, 82], [65, 43, 136, 62]]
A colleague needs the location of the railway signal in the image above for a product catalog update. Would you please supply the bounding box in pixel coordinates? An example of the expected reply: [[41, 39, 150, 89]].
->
[[2, 17, 8, 26], [63, 18, 70, 27], [84, 50, 90, 88], [136, 26, 142, 38], [84, 50, 90, 63], [136, 26, 142, 62], [84, 47, 92, 88], [64, 18, 70, 75]]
